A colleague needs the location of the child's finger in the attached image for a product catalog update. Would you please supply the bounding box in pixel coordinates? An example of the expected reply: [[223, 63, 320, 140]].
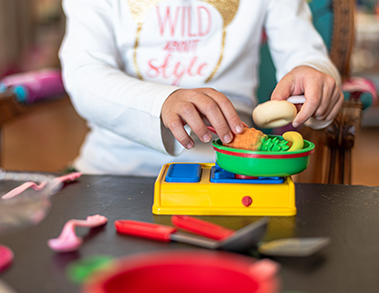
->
[[201, 89, 244, 136], [180, 108, 214, 144], [192, 97, 233, 144], [171, 91, 229, 144], [270, 74, 294, 101], [292, 82, 321, 127], [165, 116, 195, 149]]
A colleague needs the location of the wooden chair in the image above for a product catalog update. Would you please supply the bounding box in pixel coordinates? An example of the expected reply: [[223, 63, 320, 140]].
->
[[257, 0, 377, 184]]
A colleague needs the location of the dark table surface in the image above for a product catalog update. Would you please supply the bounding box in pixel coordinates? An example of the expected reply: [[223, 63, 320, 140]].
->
[[1, 174, 379, 293]]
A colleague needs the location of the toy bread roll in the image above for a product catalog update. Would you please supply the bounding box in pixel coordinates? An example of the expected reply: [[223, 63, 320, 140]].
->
[[253, 100, 297, 128]]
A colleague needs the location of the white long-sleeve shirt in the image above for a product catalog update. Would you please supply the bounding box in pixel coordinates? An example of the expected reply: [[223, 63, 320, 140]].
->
[[60, 0, 340, 176]]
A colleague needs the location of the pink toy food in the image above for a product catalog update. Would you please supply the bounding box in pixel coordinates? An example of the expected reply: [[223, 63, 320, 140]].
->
[[48, 214, 108, 253], [2, 172, 82, 200]]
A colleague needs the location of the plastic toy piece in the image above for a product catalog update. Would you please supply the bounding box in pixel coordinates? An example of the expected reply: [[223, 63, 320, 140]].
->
[[253, 100, 297, 128], [171, 216, 331, 257], [154, 163, 297, 216], [212, 139, 314, 177], [210, 165, 284, 184], [53, 172, 83, 184], [282, 131, 304, 152], [224, 127, 267, 151], [2, 172, 82, 199], [259, 136, 290, 152], [257, 237, 331, 257], [208, 126, 294, 153], [82, 250, 280, 293], [165, 164, 201, 183], [115, 217, 268, 253], [2, 181, 48, 199], [171, 215, 234, 240], [0, 245, 13, 272], [48, 214, 108, 253], [209, 125, 271, 151], [67, 255, 114, 284]]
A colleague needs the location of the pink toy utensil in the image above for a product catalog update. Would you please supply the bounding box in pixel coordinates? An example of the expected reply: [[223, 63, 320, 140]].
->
[[48, 214, 108, 253], [54, 172, 82, 184], [2, 172, 82, 200]]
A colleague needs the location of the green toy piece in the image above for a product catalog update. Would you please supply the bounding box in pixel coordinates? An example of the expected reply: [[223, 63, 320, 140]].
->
[[259, 136, 290, 152], [67, 255, 114, 284], [212, 136, 315, 177]]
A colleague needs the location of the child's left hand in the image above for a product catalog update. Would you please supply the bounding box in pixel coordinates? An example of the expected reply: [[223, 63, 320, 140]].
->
[[270, 65, 344, 128]]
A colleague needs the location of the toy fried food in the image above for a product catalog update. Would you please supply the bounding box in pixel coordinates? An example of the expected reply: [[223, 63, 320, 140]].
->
[[223, 127, 266, 151]]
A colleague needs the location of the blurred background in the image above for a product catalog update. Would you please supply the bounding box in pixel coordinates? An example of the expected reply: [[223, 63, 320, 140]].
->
[[0, 0, 378, 185], [0, 0, 88, 174]]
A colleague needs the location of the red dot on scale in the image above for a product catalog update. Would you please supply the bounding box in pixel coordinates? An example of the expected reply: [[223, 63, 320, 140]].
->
[[242, 196, 253, 207]]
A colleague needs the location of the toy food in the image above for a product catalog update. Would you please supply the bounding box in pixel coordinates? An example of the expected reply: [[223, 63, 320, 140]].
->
[[223, 127, 266, 151], [224, 127, 303, 152], [252, 100, 297, 128], [282, 131, 304, 151], [48, 214, 108, 252]]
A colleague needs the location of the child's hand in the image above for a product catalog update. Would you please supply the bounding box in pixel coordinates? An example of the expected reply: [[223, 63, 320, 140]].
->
[[161, 88, 244, 149], [270, 66, 344, 128]]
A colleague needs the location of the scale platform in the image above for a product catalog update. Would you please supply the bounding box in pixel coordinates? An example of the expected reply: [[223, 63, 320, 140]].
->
[[153, 163, 296, 216]]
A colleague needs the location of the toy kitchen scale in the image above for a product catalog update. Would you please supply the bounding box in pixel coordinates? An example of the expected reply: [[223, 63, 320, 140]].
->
[[153, 133, 315, 217]]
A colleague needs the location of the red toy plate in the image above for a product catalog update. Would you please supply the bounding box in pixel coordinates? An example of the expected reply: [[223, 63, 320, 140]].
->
[[83, 250, 280, 293]]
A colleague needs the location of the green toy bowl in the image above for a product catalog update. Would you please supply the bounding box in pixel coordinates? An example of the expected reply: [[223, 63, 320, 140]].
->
[[212, 136, 315, 177]]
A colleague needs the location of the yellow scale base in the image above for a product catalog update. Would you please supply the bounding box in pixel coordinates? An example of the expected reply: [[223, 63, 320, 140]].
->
[[153, 163, 296, 216]]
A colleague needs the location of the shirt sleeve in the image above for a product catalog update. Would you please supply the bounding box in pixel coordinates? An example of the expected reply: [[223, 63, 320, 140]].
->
[[264, 0, 341, 85], [59, 0, 184, 156]]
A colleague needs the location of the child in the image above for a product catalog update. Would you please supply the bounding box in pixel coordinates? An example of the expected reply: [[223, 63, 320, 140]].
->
[[60, 0, 343, 176]]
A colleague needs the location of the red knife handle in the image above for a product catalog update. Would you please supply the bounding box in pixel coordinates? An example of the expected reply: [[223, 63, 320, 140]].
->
[[171, 215, 235, 240], [115, 220, 177, 242]]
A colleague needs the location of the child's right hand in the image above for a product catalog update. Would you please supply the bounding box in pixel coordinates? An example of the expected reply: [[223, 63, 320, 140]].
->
[[161, 88, 244, 150]]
